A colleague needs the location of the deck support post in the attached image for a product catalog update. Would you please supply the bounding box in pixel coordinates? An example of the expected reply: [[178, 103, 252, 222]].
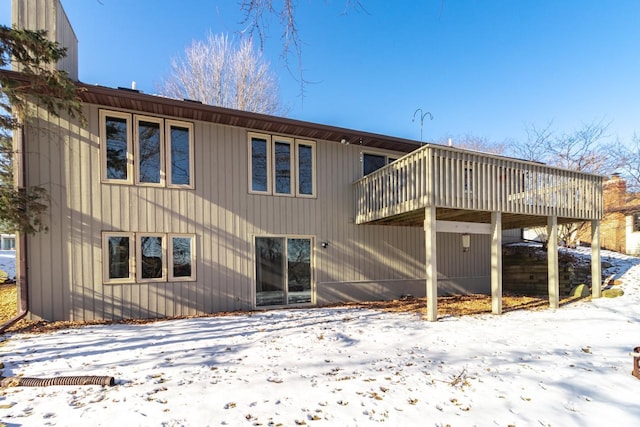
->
[[491, 211, 503, 315], [547, 215, 559, 309], [591, 220, 602, 298], [425, 206, 438, 321]]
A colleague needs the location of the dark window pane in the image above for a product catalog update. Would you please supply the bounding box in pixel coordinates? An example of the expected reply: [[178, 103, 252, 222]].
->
[[363, 153, 386, 176], [252, 137, 268, 192], [170, 125, 191, 185], [108, 236, 129, 279], [287, 238, 311, 304], [298, 144, 313, 195], [141, 236, 163, 279], [274, 141, 291, 194], [105, 116, 128, 179], [138, 120, 161, 183], [255, 237, 285, 306], [172, 237, 192, 278]]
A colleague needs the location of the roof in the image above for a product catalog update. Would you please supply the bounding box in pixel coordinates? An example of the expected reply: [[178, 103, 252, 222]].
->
[[1, 70, 423, 153]]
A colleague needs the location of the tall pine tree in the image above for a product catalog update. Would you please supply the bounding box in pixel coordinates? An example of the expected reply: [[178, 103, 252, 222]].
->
[[0, 25, 84, 234]]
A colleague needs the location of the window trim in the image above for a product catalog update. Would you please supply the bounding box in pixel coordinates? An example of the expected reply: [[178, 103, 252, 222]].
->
[[253, 234, 315, 308], [273, 136, 295, 197], [102, 232, 135, 284], [248, 132, 272, 195], [295, 139, 316, 198], [168, 233, 197, 282], [166, 119, 195, 189], [248, 132, 317, 198], [100, 110, 133, 184], [134, 115, 165, 187], [136, 233, 167, 283]]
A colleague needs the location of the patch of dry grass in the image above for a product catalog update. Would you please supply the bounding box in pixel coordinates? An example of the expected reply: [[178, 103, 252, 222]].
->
[[0, 284, 585, 334]]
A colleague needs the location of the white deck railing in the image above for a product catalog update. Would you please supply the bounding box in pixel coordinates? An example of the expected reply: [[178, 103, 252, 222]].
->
[[354, 144, 604, 224]]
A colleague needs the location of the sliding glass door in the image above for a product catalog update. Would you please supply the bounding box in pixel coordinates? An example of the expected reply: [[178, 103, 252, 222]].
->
[[255, 237, 313, 307]]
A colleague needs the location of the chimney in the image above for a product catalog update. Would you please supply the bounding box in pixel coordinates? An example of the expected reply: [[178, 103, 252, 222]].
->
[[603, 174, 626, 209], [11, 0, 79, 80]]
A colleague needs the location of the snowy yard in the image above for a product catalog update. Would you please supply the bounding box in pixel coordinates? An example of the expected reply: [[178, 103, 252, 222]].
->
[[1, 248, 640, 426]]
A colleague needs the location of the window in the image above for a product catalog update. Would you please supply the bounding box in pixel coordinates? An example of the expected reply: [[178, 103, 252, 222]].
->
[[167, 120, 194, 187], [633, 214, 640, 232], [255, 236, 313, 307], [100, 111, 132, 183], [102, 232, 135, 283], [135, 116, 164, 185], [296, 141, 316, 197], [274, 137, 293, 195], [248, 133, 316, 198], [101, 110, 194, 188], [102, 232, 196, 284], [362, 152, 391, 176], [137, 234, 166, 282], [169, 234, 196, 281], [250, 134, 270, 193]]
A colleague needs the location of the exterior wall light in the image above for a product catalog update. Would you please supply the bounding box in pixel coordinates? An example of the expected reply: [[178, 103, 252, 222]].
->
[[462, 233, 471, 252], [321, 241, 329, 249]]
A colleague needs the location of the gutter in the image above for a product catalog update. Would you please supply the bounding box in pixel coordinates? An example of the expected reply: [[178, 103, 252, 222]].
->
[[0, 125, 29, 333]]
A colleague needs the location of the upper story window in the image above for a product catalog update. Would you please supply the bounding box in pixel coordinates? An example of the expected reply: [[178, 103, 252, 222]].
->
[[249, 133, 316, 198], [100, 110, 194, 188], [362, 152, 398, 176]]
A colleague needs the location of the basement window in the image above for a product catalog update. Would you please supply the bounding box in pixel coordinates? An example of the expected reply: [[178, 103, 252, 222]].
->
[[102, 232, 196, 284]]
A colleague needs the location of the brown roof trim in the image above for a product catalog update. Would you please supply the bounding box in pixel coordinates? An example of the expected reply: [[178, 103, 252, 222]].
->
[[1, 68, 422, 152], [77, 83, 425, 152]]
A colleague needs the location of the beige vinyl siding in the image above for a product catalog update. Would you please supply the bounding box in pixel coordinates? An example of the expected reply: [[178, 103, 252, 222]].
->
[[23, 103, 488, 321], [12, 0, 78, 80]]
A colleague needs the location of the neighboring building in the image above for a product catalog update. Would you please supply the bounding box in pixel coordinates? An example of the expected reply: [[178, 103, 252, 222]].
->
[[8, 0, 604, 323], [582, 175, 640, 255], [0, 234, 16, 250]]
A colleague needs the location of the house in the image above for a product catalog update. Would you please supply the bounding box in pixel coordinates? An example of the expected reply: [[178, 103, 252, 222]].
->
[[0, 234, 15, 250], [578, 175, 640, 255], [6, 0, 604, 324]]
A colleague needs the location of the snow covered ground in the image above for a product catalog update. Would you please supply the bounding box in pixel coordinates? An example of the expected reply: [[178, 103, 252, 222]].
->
[[0, 250, 15, 280], [1, 248, 640, 426]]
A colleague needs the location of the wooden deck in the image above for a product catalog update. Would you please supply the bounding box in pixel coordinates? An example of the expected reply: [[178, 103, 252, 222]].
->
[[354, 144, 603, 228]]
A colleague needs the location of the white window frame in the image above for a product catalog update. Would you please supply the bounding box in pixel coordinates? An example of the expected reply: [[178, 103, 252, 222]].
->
[[253, 234, 315, 308], [168, 233, 197, 282], [136, 233, 167, 283], [248, 132, 272, 195], [166, 120, 195, 189], [134, 115, 165, 187], [295, 139, 317, 198], [102, 232, 135, 284], [248, 133, 317, 198], [100, 110, 133, 184], [273, 136, 295, 197]]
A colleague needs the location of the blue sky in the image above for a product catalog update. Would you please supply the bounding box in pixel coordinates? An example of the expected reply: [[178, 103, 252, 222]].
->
[[3, 0, 640, 145]]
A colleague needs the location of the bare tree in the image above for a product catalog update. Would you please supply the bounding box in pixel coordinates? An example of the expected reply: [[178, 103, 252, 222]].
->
[[609, 134, 640, 192], [239, 0, 365, 95], [438, 134, 508, 155], [509, 120, 613, 175], [509, 120, 615, 246], [158, 33, 282, 115]]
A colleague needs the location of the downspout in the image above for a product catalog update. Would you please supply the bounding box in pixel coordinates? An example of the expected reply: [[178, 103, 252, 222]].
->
[[0, 125, 29, 333]]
